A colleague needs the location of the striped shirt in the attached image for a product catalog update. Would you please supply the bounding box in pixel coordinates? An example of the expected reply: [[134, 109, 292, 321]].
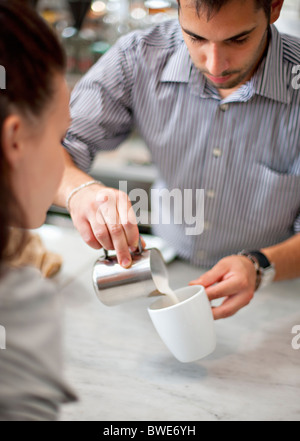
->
[[64, 20, 300, 268]]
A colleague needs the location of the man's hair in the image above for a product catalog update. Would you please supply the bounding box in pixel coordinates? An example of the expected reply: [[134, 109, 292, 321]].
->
[[178, 0, 273, 20]]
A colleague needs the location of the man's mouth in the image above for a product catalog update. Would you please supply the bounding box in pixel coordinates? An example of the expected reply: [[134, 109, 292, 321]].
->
[[205, 73, 234, 84]]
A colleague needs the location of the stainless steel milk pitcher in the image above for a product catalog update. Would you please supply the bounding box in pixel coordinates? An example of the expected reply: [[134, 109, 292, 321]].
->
[[92, 238, 170, 306]]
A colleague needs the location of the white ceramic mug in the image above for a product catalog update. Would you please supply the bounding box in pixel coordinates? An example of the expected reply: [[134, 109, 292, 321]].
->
[[148, 285, 216, 363]]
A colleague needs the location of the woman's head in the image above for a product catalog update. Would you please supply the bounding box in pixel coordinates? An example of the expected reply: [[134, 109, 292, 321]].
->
[[0, 0, 70, 262]]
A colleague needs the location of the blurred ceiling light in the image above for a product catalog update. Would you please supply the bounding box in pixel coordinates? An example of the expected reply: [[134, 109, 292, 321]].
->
[[131, 7, 147, 20], [91, 1, 106, 13]]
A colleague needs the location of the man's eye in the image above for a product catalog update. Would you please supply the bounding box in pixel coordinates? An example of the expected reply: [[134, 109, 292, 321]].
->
[[189, 36, 205, 44], [231, 37, 249, 45]]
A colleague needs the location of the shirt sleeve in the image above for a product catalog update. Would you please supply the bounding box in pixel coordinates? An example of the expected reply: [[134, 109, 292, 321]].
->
[[63, 35, 137, 173], [0, 267, 77, 421], [293, 212, 300, 233], [291, 148, 300, 234]]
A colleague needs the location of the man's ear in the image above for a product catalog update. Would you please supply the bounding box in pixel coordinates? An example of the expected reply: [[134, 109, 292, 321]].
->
[[269, 0, 284, 25], [1, 115, 25, 169]]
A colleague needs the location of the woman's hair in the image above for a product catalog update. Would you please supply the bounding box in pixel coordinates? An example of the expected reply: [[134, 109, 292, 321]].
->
[[0, 0, 66, 265]]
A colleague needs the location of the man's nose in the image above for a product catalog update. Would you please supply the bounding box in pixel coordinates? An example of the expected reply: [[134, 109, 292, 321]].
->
[[205, 43, 229, 77]]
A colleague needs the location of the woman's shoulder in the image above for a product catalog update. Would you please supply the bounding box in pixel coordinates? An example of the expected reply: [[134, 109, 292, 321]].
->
[[0, 265, 60, 329], [0, 266, 77, 419], [0, 265, 56, 305]]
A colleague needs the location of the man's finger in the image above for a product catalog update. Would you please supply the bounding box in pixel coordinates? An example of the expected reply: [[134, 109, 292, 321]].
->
[[205, 275, 239, 301], [109, 224, 133, 268], [140, 237, 146, 249], [74, 217, 103, 250], [212, 292, 251, 320], [189, 262, 228, 288], [97, 190, 132, 268], [117, 192, 140, 251], [90, 210, 114, 251]]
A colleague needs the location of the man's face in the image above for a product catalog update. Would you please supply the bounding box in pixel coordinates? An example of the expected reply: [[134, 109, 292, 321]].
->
[[179, 0, 270, 91]]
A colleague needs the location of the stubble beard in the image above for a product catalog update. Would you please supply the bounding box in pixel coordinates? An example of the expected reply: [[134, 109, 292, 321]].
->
[[200, 27, 270, 90]]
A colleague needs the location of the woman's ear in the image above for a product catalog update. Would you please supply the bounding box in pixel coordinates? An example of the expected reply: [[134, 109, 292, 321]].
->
[[1, 115, 25, 169], [269, 0, 285, 25]]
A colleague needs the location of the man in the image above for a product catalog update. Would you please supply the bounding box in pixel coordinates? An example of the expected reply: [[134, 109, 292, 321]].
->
[[55, 0, 300, 319]]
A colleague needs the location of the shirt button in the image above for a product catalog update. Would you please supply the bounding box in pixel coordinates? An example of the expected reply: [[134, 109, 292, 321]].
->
[[213, 148, 222, 158], [204, 221, 211, 231], [196, 250, 207, 260], [206, 189, 215, 199], [219, 103, 229, 112]]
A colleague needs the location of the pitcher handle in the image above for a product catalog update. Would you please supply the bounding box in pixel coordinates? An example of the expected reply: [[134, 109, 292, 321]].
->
[[135, 236, 144, 255], [103, 236, 144, 259]]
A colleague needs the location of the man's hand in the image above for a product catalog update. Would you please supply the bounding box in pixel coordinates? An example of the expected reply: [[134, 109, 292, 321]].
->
[[54, 150, 145, 268], [189, 255, 257, 320], [68, 184, 143, 268]]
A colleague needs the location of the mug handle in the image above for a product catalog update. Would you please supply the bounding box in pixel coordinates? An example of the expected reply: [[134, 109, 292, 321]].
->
[[103, 236, 144, 259]]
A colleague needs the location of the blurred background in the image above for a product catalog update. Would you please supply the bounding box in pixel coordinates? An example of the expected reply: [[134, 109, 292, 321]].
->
[[30, 0, 300, 79], [26, 0, 300, 232]]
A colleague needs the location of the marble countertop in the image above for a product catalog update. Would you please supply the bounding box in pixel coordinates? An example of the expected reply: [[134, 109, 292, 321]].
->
[[37, 224, 300, 421]]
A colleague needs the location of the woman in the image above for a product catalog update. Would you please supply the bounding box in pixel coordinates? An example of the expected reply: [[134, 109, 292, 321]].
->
[[0, 0, 76, 420]]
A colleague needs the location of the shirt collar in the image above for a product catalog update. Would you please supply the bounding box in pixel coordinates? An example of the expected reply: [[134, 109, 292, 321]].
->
[[160, 23, 290, 105], [160, 40, 192, 83], [254, 24, 290, 104]]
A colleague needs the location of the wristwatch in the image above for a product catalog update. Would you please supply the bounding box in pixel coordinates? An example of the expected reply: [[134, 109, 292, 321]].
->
[[239, 250, 276, 290]]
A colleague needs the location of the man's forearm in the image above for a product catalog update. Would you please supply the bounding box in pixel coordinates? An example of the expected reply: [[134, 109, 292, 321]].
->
[[54, 149, 102, 208], [262, 233, 300, 281]]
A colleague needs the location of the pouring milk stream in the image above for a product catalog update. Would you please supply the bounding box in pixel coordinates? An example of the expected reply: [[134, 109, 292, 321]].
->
[[151, 274, 180, 305]]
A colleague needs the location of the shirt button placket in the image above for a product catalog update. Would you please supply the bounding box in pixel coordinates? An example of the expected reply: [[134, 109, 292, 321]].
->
[[197, 102, 228, 263]]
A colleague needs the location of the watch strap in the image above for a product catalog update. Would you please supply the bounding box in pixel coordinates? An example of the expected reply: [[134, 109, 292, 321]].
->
[[238, 251, 262, 291], [238, 250, 275, 291], [247, 250, 271, 269]]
